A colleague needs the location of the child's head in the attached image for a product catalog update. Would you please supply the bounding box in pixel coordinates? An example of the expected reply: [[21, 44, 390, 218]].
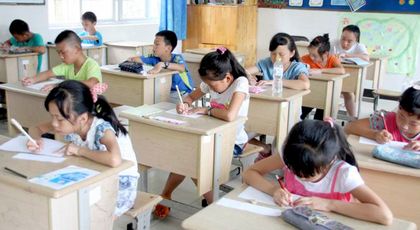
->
[[45, 80, 127, 136], [54, 30, 83, 64], [307, 34, 331, 63], [268, 32, 300, 64], [9, 19, 31, 42], [397, 86, 420, 138], [153, 30, 177, 57], [81, 11, 97, 33], [283, 119, 357, 182], [340, 25, 361, 51], [198, 47, 247, 93]]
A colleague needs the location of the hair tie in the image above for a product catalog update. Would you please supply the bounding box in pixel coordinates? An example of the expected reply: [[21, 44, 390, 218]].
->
[[90, 83, 108, 103], [323, 116, 334, 128], [216, 46, 227, 55]]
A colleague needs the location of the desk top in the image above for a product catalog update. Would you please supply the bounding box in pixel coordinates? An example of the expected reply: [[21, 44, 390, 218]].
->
[[0, 51, 38, 58], [101, 65, 178, 79], [250, 87, 310, 102], [182, 52, 205, 63], [343, 62, 374, 69], [104, 41, 153, 48], [348, 135, 420, 178], [0, 82, 48, 97], [0, 135, 132, 198], [120, 102, 247, 135], [309, 73, 349, 81], [182, 184, 416, 230], [46, 44, 107, 49], [184, 48, 245, 57]]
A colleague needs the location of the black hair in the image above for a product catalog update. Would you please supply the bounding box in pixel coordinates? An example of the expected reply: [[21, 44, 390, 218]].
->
[[54, 30, 82, 49], [309, 34, 330, 57], [269, 32, 300, 62], [282, 120, 358, 179], [45, 80, 127, 136], [399, 86, 420, 116], [342, 25, 361, 43], [198, 48, 248, 81], [81, 11, 97, 23], [9, 19, 29, 35], [155, 30, 177, 51]]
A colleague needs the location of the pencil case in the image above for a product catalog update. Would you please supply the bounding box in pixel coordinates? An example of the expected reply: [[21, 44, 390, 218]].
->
[[118, 61, 144, 74], [281, 206, 353, 230], [372, 145, 420, 168]]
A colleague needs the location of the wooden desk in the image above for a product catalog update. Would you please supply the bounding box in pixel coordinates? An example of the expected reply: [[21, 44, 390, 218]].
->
[[342, 63, 373, 118], [246, 88, 310, 153], [0, 139, 133, 230], [104, 41, 153, 65], [182, 184, 416, 230], [303, 73, 349, 119], [0, 52, 38, 83], [101, 65, 176, 106], [120, 103, 246, 200], [348, 135, 420, 226], [0, 83, 49, 135], [47, 44, 107, 68], [367, 56, 388, 90]]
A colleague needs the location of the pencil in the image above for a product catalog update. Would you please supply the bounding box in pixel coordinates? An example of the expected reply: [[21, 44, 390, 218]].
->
[[175, 85, 184, 105]]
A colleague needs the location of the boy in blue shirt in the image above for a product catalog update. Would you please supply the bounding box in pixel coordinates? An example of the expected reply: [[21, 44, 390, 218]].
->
[[129, 30, 194, 102], [78, 11, 103, 46], [1, 19, 45, 73]]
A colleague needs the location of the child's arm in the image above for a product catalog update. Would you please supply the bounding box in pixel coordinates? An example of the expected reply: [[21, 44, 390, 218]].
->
[[128, 56, 144, 64], [80, 35, 99, 41], [176, 88, 205, 114], [148, 62, 186, 74], [283, 73, 310, 90], [320, 60, 345, 74], [29, 45, 46, 54], [27, 122, 56, 152], [208, 91, 246, 122], [21, 70, 55, 86], [344, 118, 392, 143], [1, 39, 12, 48], [82, 77, 100, 89]]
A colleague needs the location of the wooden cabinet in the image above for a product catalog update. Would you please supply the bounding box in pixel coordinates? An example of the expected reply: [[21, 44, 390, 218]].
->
[[183, 4, 257, 67]]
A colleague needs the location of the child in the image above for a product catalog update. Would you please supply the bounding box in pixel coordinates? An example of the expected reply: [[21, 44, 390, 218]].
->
[[1, 19, 45, 73], [246, 32, 310, 90], [78, 11, 103, 46], [243, 119, 393, 225], [301, 34, 345, 120], [21, 30, 102, 91], [345, 86, 420, 150], [26, 80, 139, 217], [153, 47, 249, 218], [129, 30, 194, 103], [332, 25, 370, 120]]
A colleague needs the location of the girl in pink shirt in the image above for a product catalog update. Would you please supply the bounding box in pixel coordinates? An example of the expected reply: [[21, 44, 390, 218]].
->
[[244, 119, 393, 225]]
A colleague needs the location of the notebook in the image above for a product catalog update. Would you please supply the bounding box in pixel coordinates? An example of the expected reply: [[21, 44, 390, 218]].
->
[[341, 57, 370, 66]]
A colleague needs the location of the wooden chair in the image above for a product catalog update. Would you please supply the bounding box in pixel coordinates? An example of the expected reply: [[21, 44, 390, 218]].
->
[[124, 192, 163, 230], [372, 89, 400, 111], [233, 144, 264, 172]]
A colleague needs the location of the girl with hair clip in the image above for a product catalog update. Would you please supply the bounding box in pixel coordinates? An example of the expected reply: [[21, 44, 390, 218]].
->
[[153, 47, 250, 218], [26, 80, 139, 218], [346, 84, 420, 150], [244, 118, 393, 225]]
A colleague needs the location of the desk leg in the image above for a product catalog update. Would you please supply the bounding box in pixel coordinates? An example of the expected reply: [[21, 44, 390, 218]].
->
[[140, 167, 148, 192], [287, 100, 295, 133], [212, 133, 223, 201], [331, 79, 343, 119], [357, 69, 367, 118], [78, 187, 91, 230], [154, 78, 160, 104]]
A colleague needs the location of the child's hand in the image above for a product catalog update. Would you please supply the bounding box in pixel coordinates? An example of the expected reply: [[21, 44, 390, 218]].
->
[[128, 56, 140, 62], [148, 63, 163, 74], [26, 139, 44, 153], [176, 102, 190, 114], [41, 84, 57, 92], [404, 140, 420, 151], [21, 76, 37, 86], [56, 143, 81, 156], [309, 69, 322, 75], [187, 107, 207, 115], [272, 187, 292, 207], [293, 197, 331, 212], [256, 80, 272, 86], [375, 130, 393, 144]]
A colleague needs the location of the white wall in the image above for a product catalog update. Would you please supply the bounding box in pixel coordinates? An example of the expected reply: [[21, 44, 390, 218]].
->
[[256, 8, 420, 91]]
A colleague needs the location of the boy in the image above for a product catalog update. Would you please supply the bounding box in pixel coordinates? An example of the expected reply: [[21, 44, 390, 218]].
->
[[1, 19, 45, 73], [21, 30, 102, 91], [79, 11, 103, 46], [129, 30, 194, 102]]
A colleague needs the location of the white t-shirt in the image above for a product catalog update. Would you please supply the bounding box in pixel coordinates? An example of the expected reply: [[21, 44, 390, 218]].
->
[[200, 76, 249, 145], [331, 40, 369, 56]]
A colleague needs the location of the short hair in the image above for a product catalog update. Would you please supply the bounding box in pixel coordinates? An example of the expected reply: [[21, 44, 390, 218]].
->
[[155, 30, 177, 51], [81, 11, 97, 23], [342, 25, 361, 42], [399, 86, 420, 116], [269, 32, 300, 62], [9, 19, 29, 35], [54, 30, 82, 49]]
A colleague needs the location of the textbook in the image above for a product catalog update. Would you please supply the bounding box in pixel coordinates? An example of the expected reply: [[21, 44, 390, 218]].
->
[[341, 57, 370, 66]]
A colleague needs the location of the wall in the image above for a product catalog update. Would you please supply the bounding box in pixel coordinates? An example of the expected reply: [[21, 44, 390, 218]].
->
[[256, 8, 420, 91]]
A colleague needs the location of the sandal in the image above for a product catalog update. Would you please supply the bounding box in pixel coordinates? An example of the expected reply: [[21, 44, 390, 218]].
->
[[153, 204, 171, 219], [254, 144, 272, 163]]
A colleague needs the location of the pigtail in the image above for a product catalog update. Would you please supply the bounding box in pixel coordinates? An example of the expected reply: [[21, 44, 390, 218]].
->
[[94, 95, 127, 136], [223, 49, 248, 80]]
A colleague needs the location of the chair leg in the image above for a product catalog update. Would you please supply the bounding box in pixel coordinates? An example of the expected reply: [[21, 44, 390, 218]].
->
[[132, 207, 153, 230], [373, 94, 379, 112]]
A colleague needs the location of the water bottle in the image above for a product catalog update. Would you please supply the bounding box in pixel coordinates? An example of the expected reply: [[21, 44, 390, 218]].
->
[[272, 56, 283, 94]]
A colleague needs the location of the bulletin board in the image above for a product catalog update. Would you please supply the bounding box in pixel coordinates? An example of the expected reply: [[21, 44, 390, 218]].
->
[[0, 0, 44, 4]]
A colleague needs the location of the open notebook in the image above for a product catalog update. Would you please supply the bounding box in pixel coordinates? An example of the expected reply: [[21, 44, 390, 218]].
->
[[341, 57, 370, 66], [0, 135, 65, 157]]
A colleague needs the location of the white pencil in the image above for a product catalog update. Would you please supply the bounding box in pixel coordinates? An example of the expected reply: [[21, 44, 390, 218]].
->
[[11, 118, 39, 148], [175, 85, 184, 104]]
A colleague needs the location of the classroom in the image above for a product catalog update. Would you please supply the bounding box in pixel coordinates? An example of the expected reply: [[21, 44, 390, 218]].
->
[[0, 0, 419, 229]]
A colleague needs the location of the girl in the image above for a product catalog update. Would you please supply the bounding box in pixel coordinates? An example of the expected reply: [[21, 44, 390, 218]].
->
[[332, 25, 370, 119], [345, 86, 420, 150], [154, 47, 249, 218], [301, 34, 345, 120], [243, 119, 393, 225], [26, 80, 139, 217]]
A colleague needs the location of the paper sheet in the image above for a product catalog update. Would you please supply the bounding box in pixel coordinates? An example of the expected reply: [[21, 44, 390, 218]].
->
[[165, 108, 202, 119], [122, 105, 164, 117], [26, 79, 64, 91], [29, 165, 99, 190], [13, 153, 65, 163], [148, 116, 186, 125], [216, 198, 282, 217], [238, 186, 301, 207], [0, 136, 65, 157]]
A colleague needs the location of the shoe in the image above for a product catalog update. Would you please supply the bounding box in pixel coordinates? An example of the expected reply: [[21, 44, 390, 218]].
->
[[153, 204, 171, 219], [254, 148, 272, 163]]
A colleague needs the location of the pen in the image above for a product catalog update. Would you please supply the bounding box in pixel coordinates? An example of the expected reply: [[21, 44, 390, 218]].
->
[[4, 167, 28, 179], [11, 118, 39, 148], [276, 174, 291, 206], [380, 111, 388, 131]]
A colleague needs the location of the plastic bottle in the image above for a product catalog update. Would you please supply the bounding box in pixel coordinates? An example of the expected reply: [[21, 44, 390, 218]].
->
[[272, 55, 283, 94]]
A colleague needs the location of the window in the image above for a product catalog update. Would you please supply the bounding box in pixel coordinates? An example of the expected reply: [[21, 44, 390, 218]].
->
[[48, 0, 160, 27]]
